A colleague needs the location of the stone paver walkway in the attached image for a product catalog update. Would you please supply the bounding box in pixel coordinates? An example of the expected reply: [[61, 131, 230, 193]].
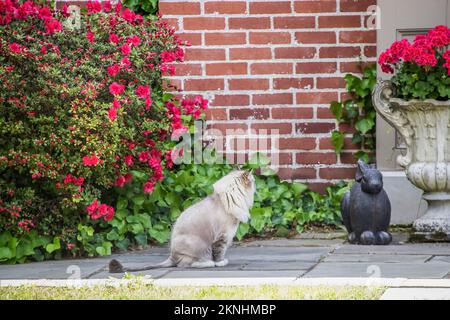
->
[[1, 234, 450, 282]]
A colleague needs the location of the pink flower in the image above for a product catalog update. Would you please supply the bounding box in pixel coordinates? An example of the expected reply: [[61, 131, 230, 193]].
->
[[175, 47, 184, 62], [109, 33, 119, 44], [136, 85, 150, 99], [103, 1, 112, 12], [143, 180, 155, 194], [40, 46, 47, 54], [9, 43, 21, 53], [86, 31, 95, 43], [87, 201, 114, 221], [120, 57, 131, 68], [109, 82, 125, 95], [115, 175, 126, 187], [121, 8, 135, 22], [113, 98, 121, 109], [160, 51, 176, 63], [139, 151, 150, 162], [124, 154, 134, 166], [145, 97, 152, 110], [107, 64, 121, 77], [127, 35, 141, 46], [108, 107, 117, 121], [82, 154, 99, 166], [44, 19, 62, 35], [86, 1, 102, 14], [119, 43, 131, 56]]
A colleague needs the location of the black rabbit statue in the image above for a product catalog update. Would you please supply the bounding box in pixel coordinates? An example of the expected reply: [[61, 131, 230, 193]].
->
[[341, 160, 392, 245]]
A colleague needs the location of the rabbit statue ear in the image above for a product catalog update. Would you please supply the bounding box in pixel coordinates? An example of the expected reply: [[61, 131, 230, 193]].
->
[[356, 160, 369, 182]]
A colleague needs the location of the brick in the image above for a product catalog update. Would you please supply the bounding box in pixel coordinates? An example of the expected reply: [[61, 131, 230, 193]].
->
[[185, 48, 225, 61], [294, 1, 337, 13], [319, 137, 360, 150], [159, 2, 200, 15], [184, 79, 224, 91], [207, 123, 248, 134], [339, 123, 357, 134], [205, 32, 246, 45], [319, 16, 361, 28], [227, 137, 272, 151], [163, 79, 182, 91], [229, 17, 271, 29], [340, 153, 359, 164], [295, 31, 336, 44], [229, 108, 270, 120], [317, 107, 335, 119], [273, 78, 314, 90], [275, 47, 316, 59], [296, 153, 337, 164], [340, 61, 374, 73], [319, 167, 355, 179], [251, 63, 293, 75], [172, 63, 202, 76], [205, 108, 227, 121], [176, 33, 202, 46], [274, 153, 294, 165], [211, 94, 250, 106], [340, 30, 376, 43], [250, 1, 292, 14], [230, 48, 272, 60], [249, 32, 292, 44], [272, 107, 314, 119], [206, 63, 247, 76], [229, 79, 270, 91], [274, 16, 316, 29], [183, 17, 225, 30], [340, 0, 376, 12], [162, 18, 179, 31], [296, 92, 338, 104], [204, 1, 247, 14], [296, 122, 335, 134], [251, 123, 292, 135], [279, 137, 316, 150], [316, 77, 346, 89], [278, 168, 317, 180], [319, 46, 361, 58], [296, 62, 337, 74], [253, 93, 293, 105], [364, 45, 376, 57]]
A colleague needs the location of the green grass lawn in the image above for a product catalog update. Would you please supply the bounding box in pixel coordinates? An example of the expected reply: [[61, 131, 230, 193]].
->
[[0, 283, 385, 300]]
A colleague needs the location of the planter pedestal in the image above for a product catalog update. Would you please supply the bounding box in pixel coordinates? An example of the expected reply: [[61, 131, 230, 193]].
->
[[373, 81, 450, 241]]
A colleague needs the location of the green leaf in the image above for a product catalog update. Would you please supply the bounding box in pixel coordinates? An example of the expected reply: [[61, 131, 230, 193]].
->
[[235, 223, 249, 241], [355, 118, 374, 134], [95, 242, 112, 256], [116, 197, 128, 211], [45, 237, 60, 254], [330, 101, 343, 122], [135, 233, 148, 246], [132, 194, 145, 206], [331, 131, 344, 154], [0, 247, 13, 261]]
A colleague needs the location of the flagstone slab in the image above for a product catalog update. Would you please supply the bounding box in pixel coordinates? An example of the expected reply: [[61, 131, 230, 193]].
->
[[161, 270, 305, 279], [303, 262, 450, 279], [323, 254, 432, 263], [333, 244, 450, 255]]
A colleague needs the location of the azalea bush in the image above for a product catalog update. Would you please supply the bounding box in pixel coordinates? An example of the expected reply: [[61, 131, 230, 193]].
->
[[0, 0, 208, 262], [379, 25, 450, 100]]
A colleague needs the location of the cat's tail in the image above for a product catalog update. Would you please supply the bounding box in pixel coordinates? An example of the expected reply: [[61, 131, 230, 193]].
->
[[108, 257, 175, 273]]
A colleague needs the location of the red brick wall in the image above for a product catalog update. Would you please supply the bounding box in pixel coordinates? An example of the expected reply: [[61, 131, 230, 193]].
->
[[160, 0, 377, 192], [58, 0, 377, 192]]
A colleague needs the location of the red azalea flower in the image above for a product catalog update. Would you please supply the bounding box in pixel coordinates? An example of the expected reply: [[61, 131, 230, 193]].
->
[[136, 85, 150, 99], [82, 154, 99, 166], [139, 150, 150, 162], [145, 97, 152, 110], [109, 82, 125, 95], [107, 64, 121, 77], [86, 31, 95, 43], [121, 8, 135, 22], [127, 35, 141, 46], [86, 1, 102, 14], [119, 43, 131, 55], [9, 43, 21, 53], [109, 33, 119, 44], [124, 154, 134, 166], [115, 175, 126, 187], [161, 51, 176, 63], [103, 1, 112, 12], [113, 98, 121, 109], [108, 107, 117, 121]]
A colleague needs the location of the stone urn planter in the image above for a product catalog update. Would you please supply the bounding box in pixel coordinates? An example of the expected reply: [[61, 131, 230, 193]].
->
[[373, 80, 450, 240]]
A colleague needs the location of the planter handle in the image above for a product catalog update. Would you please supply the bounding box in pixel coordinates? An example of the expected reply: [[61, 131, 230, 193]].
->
[[372, 80, 413, 167]]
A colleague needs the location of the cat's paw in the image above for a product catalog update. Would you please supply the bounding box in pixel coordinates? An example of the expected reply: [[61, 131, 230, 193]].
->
[[215, 259, 229, 267]]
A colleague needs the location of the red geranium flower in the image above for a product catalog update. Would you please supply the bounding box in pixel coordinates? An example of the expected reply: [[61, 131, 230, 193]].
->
[[82, 154, 99, 166], [107, 64, 121, 77], [119, 43, 131, 56]]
